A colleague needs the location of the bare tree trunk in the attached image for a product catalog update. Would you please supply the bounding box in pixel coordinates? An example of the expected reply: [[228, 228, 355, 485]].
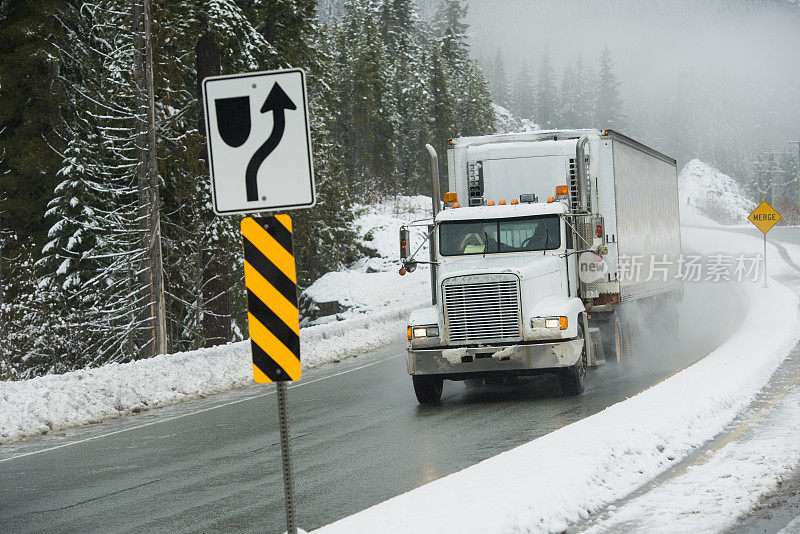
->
[[144, 0, 168, 355], [132, 0, 152, 359], [196, 30, 231, 348], [132, 0, 167, 358]]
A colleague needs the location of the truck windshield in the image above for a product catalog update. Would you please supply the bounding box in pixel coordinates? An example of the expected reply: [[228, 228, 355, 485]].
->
[[439, 215, 560, 256]]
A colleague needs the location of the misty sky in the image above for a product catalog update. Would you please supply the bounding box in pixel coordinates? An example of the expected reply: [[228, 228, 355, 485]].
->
[[460, 0, 800, 159]]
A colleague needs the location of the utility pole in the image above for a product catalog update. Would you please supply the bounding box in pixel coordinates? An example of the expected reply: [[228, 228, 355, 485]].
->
[[762, 152, 783, 208]]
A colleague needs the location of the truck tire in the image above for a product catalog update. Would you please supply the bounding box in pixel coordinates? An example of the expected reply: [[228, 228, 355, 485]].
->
[[623, 320, 633, 364], [412, 375, 443, 405], [602, 316, 625, 371], [559, 322, 586, 395]]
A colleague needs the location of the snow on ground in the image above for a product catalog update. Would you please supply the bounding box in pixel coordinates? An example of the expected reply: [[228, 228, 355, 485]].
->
[[301, 195, 431, 325], [584, 370, 800, 533], [312, 227, 800, 534], [679, 159, 755, 225], [0, 196, 432, 445], [494, 103, 538, 134]]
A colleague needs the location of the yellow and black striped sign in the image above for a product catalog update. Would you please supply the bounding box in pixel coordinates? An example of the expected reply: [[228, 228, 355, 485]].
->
[[241, 215, 301, 382]]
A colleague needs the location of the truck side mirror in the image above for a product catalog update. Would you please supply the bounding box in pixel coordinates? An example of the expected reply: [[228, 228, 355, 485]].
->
[[400, 228, 410, 259], [591, 216, 605, 248]]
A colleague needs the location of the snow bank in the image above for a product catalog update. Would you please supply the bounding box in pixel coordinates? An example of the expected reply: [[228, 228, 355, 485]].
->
[[1, 196, 433, 445], [494, 103, 538, 134], [585, 383, 800, 532], [302, 195, 431, 324], [679, 159, 755, 225], [0, 310, 411, 445], [313, 227, 800, 534]]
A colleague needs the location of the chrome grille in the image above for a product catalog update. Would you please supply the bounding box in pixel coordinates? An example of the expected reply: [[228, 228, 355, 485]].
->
[[444, 279, 521, 343]]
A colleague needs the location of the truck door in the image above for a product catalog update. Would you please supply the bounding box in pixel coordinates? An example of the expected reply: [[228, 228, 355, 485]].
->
[[564, 219, 578, 297]]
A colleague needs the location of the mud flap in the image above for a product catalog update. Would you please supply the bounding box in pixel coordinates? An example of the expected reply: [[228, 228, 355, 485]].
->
[[587, 327, 605, 368]]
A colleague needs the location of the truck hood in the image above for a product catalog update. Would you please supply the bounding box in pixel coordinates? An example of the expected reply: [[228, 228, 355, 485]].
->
[[437, 254, 561, 282]]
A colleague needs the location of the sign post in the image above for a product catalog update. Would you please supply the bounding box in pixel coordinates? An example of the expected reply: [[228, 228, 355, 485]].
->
[[747, 200, 782, 288], [202, 68, 315, 534]]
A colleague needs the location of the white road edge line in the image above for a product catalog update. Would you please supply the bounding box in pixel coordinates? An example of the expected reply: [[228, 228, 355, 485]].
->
[[0, 353, 403, 464]]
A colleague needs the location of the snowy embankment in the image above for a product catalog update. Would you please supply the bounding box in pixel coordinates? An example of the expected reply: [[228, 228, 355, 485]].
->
[[0, 197, 431, 445], [493, 103, 538, 134], [313, 225, 800, 533], [679, 159, 755, 225]]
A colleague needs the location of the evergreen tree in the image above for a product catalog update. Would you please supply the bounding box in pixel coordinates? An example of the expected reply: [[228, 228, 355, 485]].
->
[[512, 59, 535, 121], [573, 55, 594, 126], [434, 0, 469, 71], [593, 46, 625, 130], [334, 0, 395, 197], [536, 48, 558, 128], [491, 48, 511, 109], [453, 59, 495, 138], [557, 62, 577, 127], [434, 0, 494, 142], [0, 1, 67, 254]]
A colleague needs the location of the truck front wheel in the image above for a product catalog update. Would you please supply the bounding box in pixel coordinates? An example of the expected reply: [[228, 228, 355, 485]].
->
[[412, 375, 443, 405], [559, 322, 586, 395], [558, 359, 586, 395]]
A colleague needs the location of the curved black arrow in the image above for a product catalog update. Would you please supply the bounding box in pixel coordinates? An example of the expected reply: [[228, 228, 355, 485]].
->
[[246, 83, 297, 202]]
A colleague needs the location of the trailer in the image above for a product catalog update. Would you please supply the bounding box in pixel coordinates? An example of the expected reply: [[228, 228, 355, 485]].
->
[[401, 130, 682, 404]]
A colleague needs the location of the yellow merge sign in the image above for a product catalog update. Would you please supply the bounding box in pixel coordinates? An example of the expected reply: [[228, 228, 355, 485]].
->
[[748, 201, 782, 234]]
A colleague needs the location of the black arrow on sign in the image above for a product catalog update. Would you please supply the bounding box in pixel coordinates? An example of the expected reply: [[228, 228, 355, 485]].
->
[[245, 83, 297, 202]]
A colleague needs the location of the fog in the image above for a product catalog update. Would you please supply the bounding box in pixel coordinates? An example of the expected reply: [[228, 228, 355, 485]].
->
[[431, 0, 800, 183]]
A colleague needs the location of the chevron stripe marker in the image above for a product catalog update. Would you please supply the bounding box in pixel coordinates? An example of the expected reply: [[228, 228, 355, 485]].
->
[[241, 215, 301, 382]]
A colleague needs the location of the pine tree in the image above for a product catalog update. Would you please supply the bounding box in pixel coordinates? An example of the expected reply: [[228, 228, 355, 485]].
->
[[491, 48, 511, 109], [573, 55, 594, 126], [434, 0, 469, 71], [334, 0, 395, 197], [594, 46, 625, 130], [557, 62, 577, 127], [536, 48, 558, 128], [454, 59, 495, 138], [512, 59, 535, 120], [0, 1, 66, 251]]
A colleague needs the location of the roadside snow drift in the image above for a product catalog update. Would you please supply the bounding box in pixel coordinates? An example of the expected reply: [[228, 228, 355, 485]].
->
[[312, 226, 800, 534], [0, 197, 431, 445], [679, 159, 755, 225]]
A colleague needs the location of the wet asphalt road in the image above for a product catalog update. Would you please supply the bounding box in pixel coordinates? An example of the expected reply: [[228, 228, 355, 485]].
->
[[0, 279, 743, 534]]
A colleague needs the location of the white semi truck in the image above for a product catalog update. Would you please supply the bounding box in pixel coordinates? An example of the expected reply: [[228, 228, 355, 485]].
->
[[400, 129, 682, 404]]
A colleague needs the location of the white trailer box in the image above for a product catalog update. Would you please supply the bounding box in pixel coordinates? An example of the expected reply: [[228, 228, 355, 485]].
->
[[446, 129, 681, 304]]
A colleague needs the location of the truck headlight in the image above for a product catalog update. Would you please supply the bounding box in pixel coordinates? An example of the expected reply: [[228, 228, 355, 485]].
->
[[409, 325, 439, 339], [543, 317, 568, 330]]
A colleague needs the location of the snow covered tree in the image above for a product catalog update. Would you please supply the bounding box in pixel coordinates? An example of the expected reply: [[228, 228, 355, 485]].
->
[[490, 48, 511, 109], [593, 46, 626, 130], [434, 0, 469, 71], [512, 59, 535, 121], [536, 48, 558, 128], [434, 0, 494, 140]]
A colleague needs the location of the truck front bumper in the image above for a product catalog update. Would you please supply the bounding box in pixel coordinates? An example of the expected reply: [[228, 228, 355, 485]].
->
[[407, 339, 584, 377]]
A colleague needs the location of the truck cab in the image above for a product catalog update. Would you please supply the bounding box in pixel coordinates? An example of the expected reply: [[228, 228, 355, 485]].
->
[[406, 199, 592, 403]]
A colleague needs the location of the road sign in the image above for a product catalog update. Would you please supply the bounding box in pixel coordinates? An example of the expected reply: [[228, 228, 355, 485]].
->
[[241, 215, 301, 382], [203, 68, 316, 216], [748, 200, 782, 234], [748, 201, 782, 288]]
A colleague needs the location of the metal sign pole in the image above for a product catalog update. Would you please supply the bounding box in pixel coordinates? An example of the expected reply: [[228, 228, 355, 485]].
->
[[276, 381, 298, 534], [763, 233, 768, 288]]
